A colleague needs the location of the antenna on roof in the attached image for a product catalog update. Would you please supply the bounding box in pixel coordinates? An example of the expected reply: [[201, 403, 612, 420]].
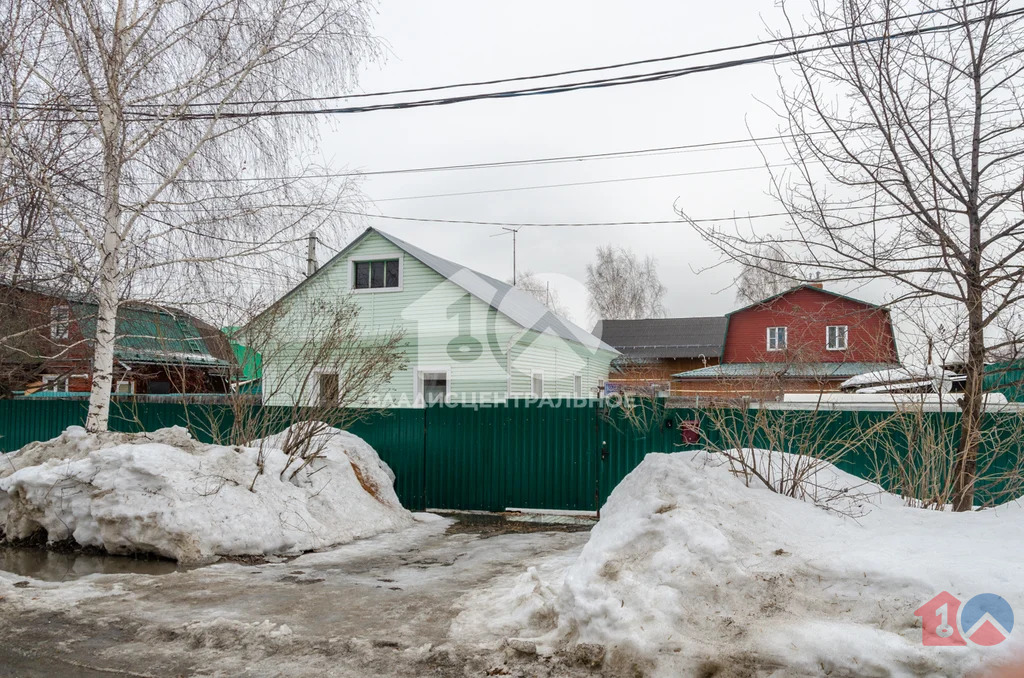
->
[[490, 226, 522, 285]]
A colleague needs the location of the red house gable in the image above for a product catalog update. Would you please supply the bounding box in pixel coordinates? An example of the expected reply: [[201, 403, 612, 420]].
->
[[722, 285, 898, 365]]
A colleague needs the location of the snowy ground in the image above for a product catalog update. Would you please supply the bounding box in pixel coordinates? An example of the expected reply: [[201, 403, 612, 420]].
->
[[0, 514, 598, 678], [3, 446, 1024, 677], [451, 451, 1024, 677]]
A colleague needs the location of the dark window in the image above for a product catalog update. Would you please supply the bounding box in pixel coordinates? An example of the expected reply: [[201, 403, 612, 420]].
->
[[421, 371, 448, 405], [354, 262, 371, 289], [385, 259, 400, 287], [354, 259, 399, 290], [319, 372, 340, 406], [370, 261, 386, 287]]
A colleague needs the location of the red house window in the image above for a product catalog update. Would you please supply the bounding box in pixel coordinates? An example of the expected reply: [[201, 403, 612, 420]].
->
[[766, 326, 787, 351]]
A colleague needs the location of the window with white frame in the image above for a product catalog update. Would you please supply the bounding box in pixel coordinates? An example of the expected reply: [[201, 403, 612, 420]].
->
[[352, 258, 401, 290], [115, 380, 135, 394], [531, 371, 544, 397], [827, 325, 848, 351], [50, 305, 70, 341], [42, 374, 69, 392], [417, 368, 449, 405], [574, 374, 583, 398], [767, 326, 787, 351]]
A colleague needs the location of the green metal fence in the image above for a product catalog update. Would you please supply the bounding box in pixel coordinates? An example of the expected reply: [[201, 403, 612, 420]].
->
[[1, 398, 1021, 510]]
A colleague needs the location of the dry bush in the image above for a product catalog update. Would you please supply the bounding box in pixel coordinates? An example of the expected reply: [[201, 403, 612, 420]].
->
[[861, 401, 1024, 509]]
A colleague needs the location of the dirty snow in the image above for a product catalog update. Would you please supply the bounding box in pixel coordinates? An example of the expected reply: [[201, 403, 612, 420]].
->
[[0, 514, 595, 678], [454, 450, 1024, 676], [0, 425, 413, 562]]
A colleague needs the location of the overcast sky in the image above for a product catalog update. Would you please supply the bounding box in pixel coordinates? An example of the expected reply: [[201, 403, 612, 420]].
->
[[306, 0, 895, 331]]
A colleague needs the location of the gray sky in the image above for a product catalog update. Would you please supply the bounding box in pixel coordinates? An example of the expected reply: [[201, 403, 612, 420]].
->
[[310, 0, 894, 330]]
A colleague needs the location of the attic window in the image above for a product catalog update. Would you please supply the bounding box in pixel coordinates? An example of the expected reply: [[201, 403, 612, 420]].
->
[[353, 259, 400, 290], [827, 325, 848, 351], [767, 326, 787, 351]]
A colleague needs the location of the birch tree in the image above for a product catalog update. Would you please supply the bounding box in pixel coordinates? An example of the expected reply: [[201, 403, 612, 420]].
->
[[585, 245, 666, 320], [685, 0, 1024, 510], [513, 271, 572, 319], [735, 245, 799, 304], [3, 0, 377, 431]]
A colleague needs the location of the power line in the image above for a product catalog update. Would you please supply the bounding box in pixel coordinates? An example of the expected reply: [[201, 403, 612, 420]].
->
[[371, 164, 783, 202], [179, 134, 799, 184], [136, 0, 999, 108], [144, 8, 1024, 120], [339, 203, 916, 227], [341, 211, 777, 227], [5, 5, 1019, 120]]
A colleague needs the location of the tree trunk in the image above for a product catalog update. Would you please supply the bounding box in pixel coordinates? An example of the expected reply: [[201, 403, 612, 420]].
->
[[85, 16, 125, 434], [84, 149, 123, 433], [952, 279, 985, 511]]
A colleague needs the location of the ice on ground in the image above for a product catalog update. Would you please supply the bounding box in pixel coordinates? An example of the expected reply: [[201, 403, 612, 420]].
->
[[454, 450, 1024, 675], [0, 424, 414, 563]]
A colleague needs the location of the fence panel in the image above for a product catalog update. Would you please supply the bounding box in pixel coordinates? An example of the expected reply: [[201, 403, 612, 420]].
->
[[347, 409, 426, 511], [0, 399, 88, 452], [2, 398, 1023, 510], [423, 400, 601, 512]]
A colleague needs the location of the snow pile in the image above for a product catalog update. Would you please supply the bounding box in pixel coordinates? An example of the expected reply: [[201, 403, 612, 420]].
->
[[0, 425, 414, 562], [459, 451, 1024, 675]]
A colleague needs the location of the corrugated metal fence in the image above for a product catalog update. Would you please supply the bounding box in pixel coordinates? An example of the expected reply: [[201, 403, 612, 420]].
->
[[1, 399, 1021, 510]]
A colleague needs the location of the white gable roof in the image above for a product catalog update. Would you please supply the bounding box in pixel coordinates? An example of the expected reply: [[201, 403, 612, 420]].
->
[[370, 229, 617, 354]]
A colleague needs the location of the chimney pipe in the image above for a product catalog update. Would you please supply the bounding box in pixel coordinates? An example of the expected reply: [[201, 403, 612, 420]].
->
[[306, 231, 318, 277]]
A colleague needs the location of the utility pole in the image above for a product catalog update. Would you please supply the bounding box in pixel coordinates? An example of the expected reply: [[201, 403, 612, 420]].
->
[[306, 231, 318, 277], [490, 226, 522, 284]]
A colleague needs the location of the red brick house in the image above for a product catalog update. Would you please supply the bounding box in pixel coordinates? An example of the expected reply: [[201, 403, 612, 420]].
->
[[673, 285, 900, 397], [0, 284, 233, 398]]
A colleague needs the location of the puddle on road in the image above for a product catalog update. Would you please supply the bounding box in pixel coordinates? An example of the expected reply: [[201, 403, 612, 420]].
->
[[0, 546, 183, 582]]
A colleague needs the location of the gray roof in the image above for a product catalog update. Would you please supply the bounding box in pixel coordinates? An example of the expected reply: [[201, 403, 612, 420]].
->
[[673, 362, 901, 380], [373, 230, 616, 354], [593, 317, 727, 359]]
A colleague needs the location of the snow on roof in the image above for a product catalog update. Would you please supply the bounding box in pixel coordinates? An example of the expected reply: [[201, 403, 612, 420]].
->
[[367, 229, 618, 354], [839, 365, 956, 389], [854, 380, 937, 394]]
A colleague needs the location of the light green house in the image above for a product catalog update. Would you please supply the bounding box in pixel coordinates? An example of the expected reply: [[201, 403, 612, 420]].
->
[[257, 227, 618, 407]]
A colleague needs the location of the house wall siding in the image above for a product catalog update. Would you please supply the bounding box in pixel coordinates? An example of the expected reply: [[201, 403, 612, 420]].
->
[[262, 231, 614, 406], [723, 288, 898, 365]]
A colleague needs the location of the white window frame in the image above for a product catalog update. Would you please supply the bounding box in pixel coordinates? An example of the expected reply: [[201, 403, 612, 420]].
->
[[41, 373, 87, 392], [766, 326, 787, 352], [50, 305, 70, 341], [349, 254, 404, 294], [574, 374, 583, 398], [826, 325, 849, 351], [531, 370, 544, 397], [413, 366, 451, 407], [42, 374, 68, 392], [115, 379, 135, 395]]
